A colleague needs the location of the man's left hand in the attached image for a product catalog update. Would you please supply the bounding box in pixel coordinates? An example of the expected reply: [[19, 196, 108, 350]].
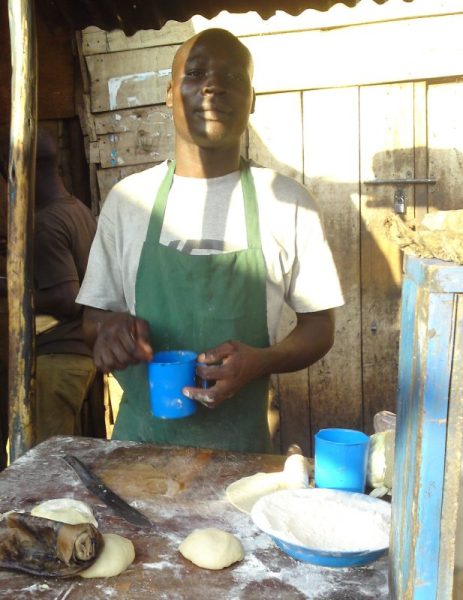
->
[[183, 340, 264, 409]]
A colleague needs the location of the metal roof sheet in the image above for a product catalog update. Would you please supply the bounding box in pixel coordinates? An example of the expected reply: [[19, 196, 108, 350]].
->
[[36, 0, 414, 36]]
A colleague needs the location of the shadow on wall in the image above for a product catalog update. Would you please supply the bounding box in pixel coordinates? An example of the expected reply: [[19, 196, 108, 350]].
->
[[249, 118, 460, 450]]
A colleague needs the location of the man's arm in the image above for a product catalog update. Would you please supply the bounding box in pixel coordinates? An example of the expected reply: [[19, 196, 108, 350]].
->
[[184, 308, 335, 407], [82, 306, 153, 373], [35, 280, 81, 318], [1, 277, 81, 320]]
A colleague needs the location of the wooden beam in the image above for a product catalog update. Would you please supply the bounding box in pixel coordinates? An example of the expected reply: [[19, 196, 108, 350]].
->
[[7, 0, 37, 460]]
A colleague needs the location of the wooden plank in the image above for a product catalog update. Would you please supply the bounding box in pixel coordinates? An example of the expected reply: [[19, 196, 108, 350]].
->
[[92, 106, 174, 169], [248, 92, 303, 182], [359, 83, 415, 432], [80, 0, 463, 55], [388, 263, 419, 600], [36, 11, 75, 120], [247, 92, 306, 453], [303, 87, 363, 442], [80, 27, 108, 56], [244, 15, 463, 94], [427, 81, 463, 211], [85, 46, 177, 112], [7, 0, 37, 459], [0, 4, 75, 123], [82, 23, 192, 55], [438, 296, 463, 599], [93, 105, 172, 134], [107, 22, 196, 52], [0, 1, 11, 126], [98, 125, 173, 168], [390, 256, 463, 600], [96, 164, 155, 204], [413, 82, 429, 223], [83, 15, 463, 112]]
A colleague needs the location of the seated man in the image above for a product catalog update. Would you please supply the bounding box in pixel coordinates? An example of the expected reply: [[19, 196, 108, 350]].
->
[[0, 128, 98, 444]]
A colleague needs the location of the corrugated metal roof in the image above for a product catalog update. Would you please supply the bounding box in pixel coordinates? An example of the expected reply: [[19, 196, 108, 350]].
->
[[36, 0, 414, 36]]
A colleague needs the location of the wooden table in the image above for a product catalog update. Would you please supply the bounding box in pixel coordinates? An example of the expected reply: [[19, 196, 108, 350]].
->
[[0, 436, 389, 599]]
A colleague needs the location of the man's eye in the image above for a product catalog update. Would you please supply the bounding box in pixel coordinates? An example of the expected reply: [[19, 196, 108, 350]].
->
[[186, 69, 205, 78], [227, 72, 245, 82]]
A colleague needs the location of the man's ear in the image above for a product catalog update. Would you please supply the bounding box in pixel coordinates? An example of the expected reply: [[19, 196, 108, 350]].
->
[[250, 89, 256, 114], [166, 80, 173, 108]]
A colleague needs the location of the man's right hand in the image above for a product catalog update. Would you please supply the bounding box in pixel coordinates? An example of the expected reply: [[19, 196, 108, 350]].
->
[[91, 312, 153, 373]]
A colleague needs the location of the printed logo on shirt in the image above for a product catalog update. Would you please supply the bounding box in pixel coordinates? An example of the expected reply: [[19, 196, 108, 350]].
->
[[167, 239, 243, 254]]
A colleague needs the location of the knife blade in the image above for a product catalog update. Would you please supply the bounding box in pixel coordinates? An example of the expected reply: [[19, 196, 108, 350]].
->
[[62, 454, 152, 528]]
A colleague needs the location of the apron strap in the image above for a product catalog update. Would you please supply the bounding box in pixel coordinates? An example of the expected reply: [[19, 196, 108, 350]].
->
[[148, 160, 176, 243], [240, 158, 261, 250]]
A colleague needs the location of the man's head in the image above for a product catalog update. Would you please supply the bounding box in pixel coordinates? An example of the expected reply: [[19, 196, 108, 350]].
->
[[0, 126, 10, 181], [0, 127, 58, 181], [166, 29, 255, 152]]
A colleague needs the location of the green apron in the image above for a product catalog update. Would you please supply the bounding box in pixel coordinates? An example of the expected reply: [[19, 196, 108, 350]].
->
[[112, 160, 273, 453]]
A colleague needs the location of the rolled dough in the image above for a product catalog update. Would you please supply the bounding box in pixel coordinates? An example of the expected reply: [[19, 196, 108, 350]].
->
[[179, 528, 244, 570], [31, 498, 134, 578]]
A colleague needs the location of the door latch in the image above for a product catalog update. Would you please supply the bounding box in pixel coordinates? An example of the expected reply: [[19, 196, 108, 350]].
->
[[394, 188, 406, 214], [364, 178, 437, 215]]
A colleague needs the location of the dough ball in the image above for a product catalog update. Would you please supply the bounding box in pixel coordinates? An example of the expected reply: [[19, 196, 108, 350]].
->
[[179, 528, 244, 570], [31, 498, 98, 527], [283, 454, 310, 489], [79, 533, 135, 578]]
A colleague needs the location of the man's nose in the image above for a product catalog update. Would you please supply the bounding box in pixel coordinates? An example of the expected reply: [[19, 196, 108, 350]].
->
[[202, 72, 226, 94]]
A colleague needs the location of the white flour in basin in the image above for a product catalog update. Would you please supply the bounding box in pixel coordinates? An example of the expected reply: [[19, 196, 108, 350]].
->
[[251, 488, 390, 552]]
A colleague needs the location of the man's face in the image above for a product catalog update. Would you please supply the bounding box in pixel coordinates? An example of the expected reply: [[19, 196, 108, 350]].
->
[[166, 32, 255, 150]]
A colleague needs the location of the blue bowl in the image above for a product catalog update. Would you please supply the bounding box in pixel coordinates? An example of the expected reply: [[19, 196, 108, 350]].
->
[[270, 535, 387, 567], [251, 488, 390, 568]]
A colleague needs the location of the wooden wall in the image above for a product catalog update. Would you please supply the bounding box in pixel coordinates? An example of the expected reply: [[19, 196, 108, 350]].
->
[[76, 0, 463, 454]]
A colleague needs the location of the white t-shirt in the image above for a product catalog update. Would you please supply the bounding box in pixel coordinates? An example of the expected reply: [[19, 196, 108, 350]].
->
[[77, 161, 344, 343]]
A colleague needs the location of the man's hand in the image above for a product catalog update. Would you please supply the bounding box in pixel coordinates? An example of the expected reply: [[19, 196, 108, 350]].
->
[[183, 340, 265, 409], [90, 311, 153, 373], [183, 309, 336, 409]]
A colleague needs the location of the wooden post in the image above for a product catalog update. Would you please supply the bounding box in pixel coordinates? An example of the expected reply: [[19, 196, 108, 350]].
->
[[390, 255, 463, 599], [7, 0, 37, 460]]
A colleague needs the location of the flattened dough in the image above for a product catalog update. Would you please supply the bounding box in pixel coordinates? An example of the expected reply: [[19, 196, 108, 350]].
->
[[80, 533, 135, 578], [31, 498, 98, 527], [226, 472, 285, 514], [226, 454, 311, 514], [179, 528, 244, 570]]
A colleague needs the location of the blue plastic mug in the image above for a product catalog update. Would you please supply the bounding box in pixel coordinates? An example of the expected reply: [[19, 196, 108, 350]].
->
[[314, 428, 370, 493], [148, 350, 199, 419]]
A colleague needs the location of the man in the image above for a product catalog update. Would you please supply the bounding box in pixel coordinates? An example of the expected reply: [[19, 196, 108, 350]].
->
[[0, 128, 98, 444], [78, 28, 344, 452]]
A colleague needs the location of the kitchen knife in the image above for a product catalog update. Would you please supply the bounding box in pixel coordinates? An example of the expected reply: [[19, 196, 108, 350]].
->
[[62, 454, 152, 528]]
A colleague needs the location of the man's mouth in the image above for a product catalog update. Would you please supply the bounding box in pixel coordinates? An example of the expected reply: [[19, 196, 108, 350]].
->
[[196, 105, 231, 119]]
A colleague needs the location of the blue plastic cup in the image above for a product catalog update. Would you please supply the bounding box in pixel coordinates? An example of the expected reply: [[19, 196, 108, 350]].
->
[[148, 350, 199, 419], [314, 428, 370, 493]]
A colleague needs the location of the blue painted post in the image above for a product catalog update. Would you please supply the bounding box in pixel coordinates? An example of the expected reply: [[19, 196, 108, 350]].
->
[[390, 255, 463, 599]]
